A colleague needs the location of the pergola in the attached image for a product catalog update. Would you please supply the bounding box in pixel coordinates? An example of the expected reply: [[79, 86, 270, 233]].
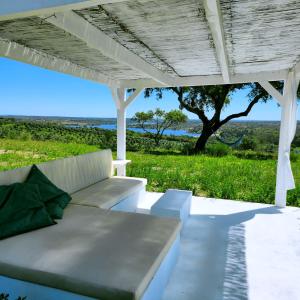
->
[[0, 0, 299, 207]]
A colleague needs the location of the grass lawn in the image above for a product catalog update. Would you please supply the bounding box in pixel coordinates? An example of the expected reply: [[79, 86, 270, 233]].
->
[[127, 152, 300, 207], [0, 139, 299, 207], [0, 139, 99, 171]]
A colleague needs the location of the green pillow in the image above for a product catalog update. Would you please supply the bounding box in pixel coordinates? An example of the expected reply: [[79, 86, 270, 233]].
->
[[0, 183, 55, 240], [25, 165, 71, 219]]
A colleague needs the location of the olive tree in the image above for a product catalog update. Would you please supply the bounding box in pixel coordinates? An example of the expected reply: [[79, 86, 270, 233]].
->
[[144, 82, 300, 152], [132, 108, 187, 146]]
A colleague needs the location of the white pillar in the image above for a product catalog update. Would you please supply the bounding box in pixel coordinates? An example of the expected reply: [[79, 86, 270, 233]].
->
[[275, 71, 298, 207], [117, 105, 126, 176], [110, 87, 143, 177], [276, 104, 291, 206]]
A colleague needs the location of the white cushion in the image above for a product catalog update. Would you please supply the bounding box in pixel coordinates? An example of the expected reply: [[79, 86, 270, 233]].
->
[[0, 205, 181, 300], [71, 176, 146, 209], [0, 150, 113, 194]]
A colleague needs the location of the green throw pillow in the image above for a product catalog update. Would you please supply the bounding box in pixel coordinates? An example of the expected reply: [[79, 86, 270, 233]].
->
[[25, 165, 72, 219], [0, 183, 55, 240]]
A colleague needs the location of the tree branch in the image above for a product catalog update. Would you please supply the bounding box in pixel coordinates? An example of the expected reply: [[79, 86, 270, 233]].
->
[[139, 120, 153, 136], [219, 94, 262, 126], [171, 87, 209, 124]]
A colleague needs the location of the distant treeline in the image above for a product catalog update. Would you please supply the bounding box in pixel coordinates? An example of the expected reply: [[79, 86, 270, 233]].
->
[[0, 118, 299, 158], [0, 118, 191, 152]]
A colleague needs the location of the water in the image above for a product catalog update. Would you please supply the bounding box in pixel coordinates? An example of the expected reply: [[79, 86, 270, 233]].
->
[[94, 124, 199, 137]]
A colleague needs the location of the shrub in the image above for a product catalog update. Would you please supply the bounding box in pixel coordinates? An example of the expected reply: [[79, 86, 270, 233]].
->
[[181, 141, 195, 155], [290, 152, 298, 162], [205, 143, 231, 157], [233, 150, 275, 160], [238, 136, 258, 150]]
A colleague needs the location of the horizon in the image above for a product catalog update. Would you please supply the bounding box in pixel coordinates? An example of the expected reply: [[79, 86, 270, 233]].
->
[[0, 114, 296, 123]]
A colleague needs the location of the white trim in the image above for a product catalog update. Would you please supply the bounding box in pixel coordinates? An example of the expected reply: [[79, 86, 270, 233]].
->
[[120, 70, 289, 88], [203, 0, 230, 83], [258, 81, 285, 105], [0, 0, 132, 22], [0, 39, 118, 87], [295, 61, 300, 79], [112, 159, 131, 167], [125, 88, 143, 107], [45, 11, 174, 86], [111, 87, 125, 109]]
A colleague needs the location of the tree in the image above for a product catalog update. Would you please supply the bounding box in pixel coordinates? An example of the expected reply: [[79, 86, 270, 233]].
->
[[144, 83, 300, 152], [132, 108, 187, 146]]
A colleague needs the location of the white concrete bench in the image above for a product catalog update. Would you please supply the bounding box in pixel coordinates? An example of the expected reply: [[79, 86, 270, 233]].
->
[[150, 189, 192, 223]]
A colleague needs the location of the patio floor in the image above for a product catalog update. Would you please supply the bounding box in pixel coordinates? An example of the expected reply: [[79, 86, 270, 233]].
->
[[138, 193, 300, 300]]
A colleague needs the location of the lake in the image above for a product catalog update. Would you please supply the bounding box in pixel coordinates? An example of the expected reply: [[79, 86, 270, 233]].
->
[[94, 124, 199, 137]]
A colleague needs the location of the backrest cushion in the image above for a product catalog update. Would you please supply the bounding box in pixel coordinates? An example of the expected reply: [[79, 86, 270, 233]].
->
[[0, 149, 113, 194]]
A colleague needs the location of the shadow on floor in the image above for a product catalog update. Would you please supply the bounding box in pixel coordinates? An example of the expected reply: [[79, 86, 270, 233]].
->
[[162, 206, 281, 300]]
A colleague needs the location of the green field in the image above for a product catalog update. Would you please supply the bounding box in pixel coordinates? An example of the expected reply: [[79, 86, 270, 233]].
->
[[0, 139, 299, 207]]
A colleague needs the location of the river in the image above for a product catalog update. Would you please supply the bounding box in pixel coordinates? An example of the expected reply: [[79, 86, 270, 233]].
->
[[93, 124, 199, 137]]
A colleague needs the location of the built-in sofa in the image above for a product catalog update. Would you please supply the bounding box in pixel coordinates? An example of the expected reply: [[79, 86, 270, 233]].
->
[[0, 150, 181, 300]]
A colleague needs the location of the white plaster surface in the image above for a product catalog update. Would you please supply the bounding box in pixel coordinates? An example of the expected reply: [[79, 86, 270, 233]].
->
[[138, 193, 300, 300]]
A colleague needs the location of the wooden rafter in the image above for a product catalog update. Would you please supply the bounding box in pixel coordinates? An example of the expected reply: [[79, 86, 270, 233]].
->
[[44, 11, 175, 86], [203, 0, 231, 83], [0, 39, 118, 86], [0, 0, 133, 21], [295, 61, 300, 79], [120, 70, 289, 89], [259, 81, 285, 105]]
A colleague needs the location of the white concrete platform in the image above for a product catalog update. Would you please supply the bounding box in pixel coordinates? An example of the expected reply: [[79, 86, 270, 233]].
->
[[138, 193, 300, 300], [150, 189, 192, 223]]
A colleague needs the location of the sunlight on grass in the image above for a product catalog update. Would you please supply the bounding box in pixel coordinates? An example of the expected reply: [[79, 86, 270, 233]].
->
[[0, 139, 99, 171], [127, 152, 300, 207]]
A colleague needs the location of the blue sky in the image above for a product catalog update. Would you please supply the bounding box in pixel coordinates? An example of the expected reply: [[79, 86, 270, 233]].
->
[[0, 57, 297, 121]]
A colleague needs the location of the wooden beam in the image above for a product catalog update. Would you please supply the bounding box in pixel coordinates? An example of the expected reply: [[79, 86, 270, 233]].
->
[[125, 88, 143, 107], [0, 0, 131, 21], [203, 0, 231, 83], [294, 61, 300, 79], [258, 81, 285, 105], [111, 87, 126, 176], [45, 11, 174, 86], [0, 39, 118, 87], [120, 70, 289, 89]]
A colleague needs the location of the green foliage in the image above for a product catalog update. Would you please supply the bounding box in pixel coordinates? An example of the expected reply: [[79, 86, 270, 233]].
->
[[205, 143, 232, 157], [0, 139, 299, 207], [0, 139, 98, 171], [233, 150, 276, 160], [0, 118, 191, 153], [127, 152, 300, 207], [132, 108, 187, 146], [0, 293, 26, 300], [238, 136, 258, 150], [143, 82, 300, 151]]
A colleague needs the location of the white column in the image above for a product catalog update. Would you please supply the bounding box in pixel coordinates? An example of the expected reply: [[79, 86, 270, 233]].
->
[[117, 105, 126, 176], [110, 87, 143, 176], [275, 71, 298, 207]]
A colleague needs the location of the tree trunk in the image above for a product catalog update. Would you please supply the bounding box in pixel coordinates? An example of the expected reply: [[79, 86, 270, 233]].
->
[[194, 125, 214, 153]]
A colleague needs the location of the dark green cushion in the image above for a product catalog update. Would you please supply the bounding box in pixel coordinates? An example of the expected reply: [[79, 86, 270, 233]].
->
[[26, 165, 72, 219], [0, 183, 55, 240]]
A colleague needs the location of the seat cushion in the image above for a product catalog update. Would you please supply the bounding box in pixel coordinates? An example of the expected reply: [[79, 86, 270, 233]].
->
[[71, 177, 146, 209], [0, 205, 181, 300]]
